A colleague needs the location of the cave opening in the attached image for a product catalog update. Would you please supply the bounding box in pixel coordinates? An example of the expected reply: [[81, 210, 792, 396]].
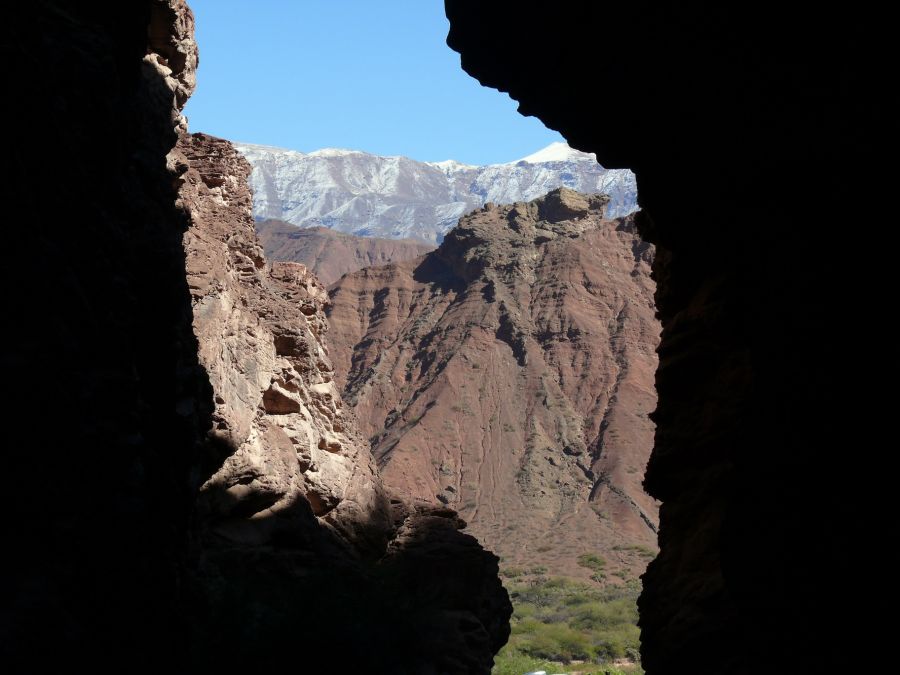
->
[[8, 2, 890, 673], [181, 2, 660, 672]]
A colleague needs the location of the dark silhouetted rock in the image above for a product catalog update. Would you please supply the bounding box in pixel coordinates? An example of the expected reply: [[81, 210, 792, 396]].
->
[[1, 4, 509, 672], [445, 2, 891, 672]]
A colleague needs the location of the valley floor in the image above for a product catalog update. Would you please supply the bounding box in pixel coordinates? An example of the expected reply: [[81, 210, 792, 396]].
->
[[492, 571, 643, 675]]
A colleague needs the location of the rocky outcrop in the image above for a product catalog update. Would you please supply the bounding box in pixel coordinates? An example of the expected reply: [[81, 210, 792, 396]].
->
[[327, 188, 659, 581], [445, 2, 891, 672], [256, 219, 435, 285], [178, 133, 391, 549], [177, 133, 510, 671], [2, 3, 509, 671], [2, 1, 206, 670]]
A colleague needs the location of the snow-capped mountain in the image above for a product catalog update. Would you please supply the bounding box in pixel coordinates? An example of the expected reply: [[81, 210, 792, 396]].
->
[[235, 141, 637, 243]]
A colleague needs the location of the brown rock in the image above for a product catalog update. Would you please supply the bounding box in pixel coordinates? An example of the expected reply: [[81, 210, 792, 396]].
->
[[327, 188, 660, 581], [178, 132, 510, 672], [5, 4, 510, 672], [256, 219, 434, 285], [178, 131, 392, 549]]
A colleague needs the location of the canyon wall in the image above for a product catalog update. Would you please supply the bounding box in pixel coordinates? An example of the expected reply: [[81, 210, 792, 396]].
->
[[2, 3, 509, 672], [2, 2, 204, 669], [445, 2, 890, 672], [176, 132, 510, 671], [179, 133, 391, 550], [327, 188, 660, 582]]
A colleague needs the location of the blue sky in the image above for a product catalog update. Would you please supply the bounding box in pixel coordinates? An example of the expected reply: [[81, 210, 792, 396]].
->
[[183, 0, 564, 165]]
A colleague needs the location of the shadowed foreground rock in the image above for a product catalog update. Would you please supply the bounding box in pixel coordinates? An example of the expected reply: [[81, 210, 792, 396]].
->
[[2, 1, 205, 669], [446, 1, 891, 672], [2, 3, 509, 672]]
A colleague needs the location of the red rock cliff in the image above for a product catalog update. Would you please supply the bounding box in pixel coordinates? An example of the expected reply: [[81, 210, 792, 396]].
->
[[256, 219, 434, 285], [327, 188, 660, 581]]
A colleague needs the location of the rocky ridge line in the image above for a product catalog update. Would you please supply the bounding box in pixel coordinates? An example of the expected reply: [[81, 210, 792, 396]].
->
[[256, 219, 435, 285], [237, 141, 637, 243], [327, 187, 660, 582]]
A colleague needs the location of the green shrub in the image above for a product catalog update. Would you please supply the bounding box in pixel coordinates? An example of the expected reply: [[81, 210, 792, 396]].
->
[[593, 621, 641, 660], [491, 651, 558, 675], [612, 544, 657, 558], [578, 553, 607, 573], [572, 598, 637, 631], [497, 574, 643, 673], [520, 623, 594, 661], [500, 566, 524, 579]]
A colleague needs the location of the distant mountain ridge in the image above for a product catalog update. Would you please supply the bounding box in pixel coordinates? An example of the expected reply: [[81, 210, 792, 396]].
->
[[255, 220, 434, 286], [236, 141, 637, 243]]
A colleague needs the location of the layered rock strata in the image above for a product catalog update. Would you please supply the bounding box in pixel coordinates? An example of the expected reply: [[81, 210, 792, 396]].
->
[[327, 188, 659, 581], [256, 219, 434, 285]]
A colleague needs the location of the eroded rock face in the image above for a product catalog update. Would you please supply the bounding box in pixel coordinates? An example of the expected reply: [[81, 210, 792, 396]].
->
[[178, 133, 390, 549], [3, 3, 509, 671], [177, 133, 510, 671], [256, 220, 435, 285], [445, 2, 891, 672], [327, 188, 660, 581]]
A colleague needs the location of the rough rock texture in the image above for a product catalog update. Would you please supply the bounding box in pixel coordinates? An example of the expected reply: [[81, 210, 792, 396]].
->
[[178, 133, 391, 547], [256, 219, 435, 285], [177, 133, 510, 671], [445, 2, 891, 673], [327, 188, 660, 581], [2, 1, 206, 669], [2, 3, 509, 672]]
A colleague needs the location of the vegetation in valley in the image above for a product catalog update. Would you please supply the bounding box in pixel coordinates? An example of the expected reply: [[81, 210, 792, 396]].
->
[[492, 569, 643, 675]]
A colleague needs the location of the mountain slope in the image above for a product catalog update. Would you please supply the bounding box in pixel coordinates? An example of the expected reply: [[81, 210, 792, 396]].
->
[[326, 188, 660, 581], [256, 219, 434, 285], [236, 141, 637, 243]]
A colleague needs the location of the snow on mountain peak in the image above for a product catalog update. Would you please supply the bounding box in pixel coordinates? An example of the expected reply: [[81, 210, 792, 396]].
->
[[236, 140, 635, 244], [427, 159, 479, 173], [511, 142, 597, 164], [308, 148, 364, 158]]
